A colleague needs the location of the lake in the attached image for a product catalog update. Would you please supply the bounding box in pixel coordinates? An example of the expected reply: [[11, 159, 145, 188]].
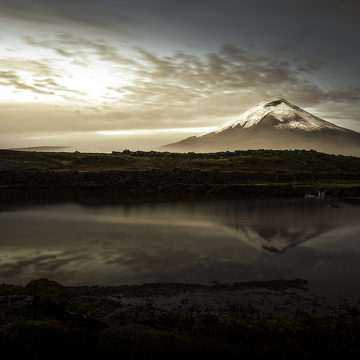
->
[[1, 195, 360, 305]]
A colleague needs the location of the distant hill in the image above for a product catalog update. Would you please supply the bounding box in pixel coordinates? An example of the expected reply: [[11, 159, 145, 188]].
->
[[9, 146, 75, 152], [160, 98, 360, 156]]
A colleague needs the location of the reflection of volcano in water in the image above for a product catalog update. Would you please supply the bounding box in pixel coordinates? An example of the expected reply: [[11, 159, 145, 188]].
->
[[224, 223, 335, 254]]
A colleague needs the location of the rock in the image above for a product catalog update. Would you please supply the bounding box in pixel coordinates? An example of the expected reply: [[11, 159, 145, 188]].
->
[[0, 295, 33, 309]]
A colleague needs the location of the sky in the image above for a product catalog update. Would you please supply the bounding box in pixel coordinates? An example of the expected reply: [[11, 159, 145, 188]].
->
[[1, 0, 360, 152]]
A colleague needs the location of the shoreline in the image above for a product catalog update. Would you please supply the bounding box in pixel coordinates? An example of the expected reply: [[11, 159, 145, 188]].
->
[[2, 149, 360, 357], [67, 278, 353, 318], [1, 148, 360, 201], [2, 278, 360, 358], [1, 180, 360, 203]]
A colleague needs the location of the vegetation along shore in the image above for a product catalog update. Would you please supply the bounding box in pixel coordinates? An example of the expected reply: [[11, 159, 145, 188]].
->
[[1, 150, 360, 357], [2, 278, 360, 359], [1, 148, 360, 200]]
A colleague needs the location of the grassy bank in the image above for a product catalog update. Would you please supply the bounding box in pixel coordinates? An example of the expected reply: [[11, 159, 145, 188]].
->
[[1, 148, 360, 173], [1, 149, 360, 200]]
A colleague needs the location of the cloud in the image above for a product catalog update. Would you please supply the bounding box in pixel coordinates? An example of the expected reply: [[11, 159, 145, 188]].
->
[[109, 44, 359, 114], [270, 0, 360, 31], [1, 33, 360, 136], [0, 58, 63, 78], [293, 56, 327, 73], [34, 77, 82, 94], [0, 71, 18, 81], [25, 35, 135, 66], [293, 28, 312, 43], [0, 0, 140, 32], [1, 0, 359, 152], [0, 67, 83, 98], [0, 70, 55, 95]]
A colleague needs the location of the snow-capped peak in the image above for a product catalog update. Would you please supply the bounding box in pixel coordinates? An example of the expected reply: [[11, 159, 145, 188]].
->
[[199, 98, 343, 137]]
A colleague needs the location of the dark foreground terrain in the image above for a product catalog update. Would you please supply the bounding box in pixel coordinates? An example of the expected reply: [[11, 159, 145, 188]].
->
[[1, 149, 360, 201], [1, 151, 360, 358], [1, 278, 360, 359]]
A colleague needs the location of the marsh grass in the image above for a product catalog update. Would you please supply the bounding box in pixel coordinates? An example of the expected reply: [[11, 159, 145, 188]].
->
[[1, 148, 360, 174], [1, 278, 360, 359]]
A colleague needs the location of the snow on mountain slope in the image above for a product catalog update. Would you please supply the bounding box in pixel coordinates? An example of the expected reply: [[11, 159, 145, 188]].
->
[[200, 98, 343, 137], [160, 97, 360, 155]]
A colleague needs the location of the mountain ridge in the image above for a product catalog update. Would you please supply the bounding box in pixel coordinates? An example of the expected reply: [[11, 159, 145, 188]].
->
[[205, 98, 343, 134], [161, 98, 360, 156]]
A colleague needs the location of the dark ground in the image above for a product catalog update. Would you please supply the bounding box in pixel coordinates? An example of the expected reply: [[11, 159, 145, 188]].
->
[[1, 148, 360, 173], [1, 278, 360, 359], [1, 150, 360, 358], [1, 149, 360, 201]]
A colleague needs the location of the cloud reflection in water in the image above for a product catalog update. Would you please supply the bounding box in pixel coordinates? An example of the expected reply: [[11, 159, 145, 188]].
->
[[0, 197, 359, 288]]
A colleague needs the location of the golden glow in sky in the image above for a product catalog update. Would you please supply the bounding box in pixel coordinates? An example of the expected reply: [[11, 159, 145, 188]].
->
[[1, 1, 359, 152]]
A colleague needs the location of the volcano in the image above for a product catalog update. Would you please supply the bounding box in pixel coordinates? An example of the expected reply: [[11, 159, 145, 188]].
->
[[160, 98, 360, 156]]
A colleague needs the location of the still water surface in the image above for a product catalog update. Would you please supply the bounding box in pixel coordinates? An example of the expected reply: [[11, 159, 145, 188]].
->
[[1, 196, 360, 303]]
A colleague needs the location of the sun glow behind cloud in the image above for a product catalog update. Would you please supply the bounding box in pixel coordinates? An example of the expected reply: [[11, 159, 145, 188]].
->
[[1, 1, 360, 152], [0, 47, 136, 104], [0, 26, 138, 103], [58, 60, 136, 102], [97, 127, 216, 136]]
